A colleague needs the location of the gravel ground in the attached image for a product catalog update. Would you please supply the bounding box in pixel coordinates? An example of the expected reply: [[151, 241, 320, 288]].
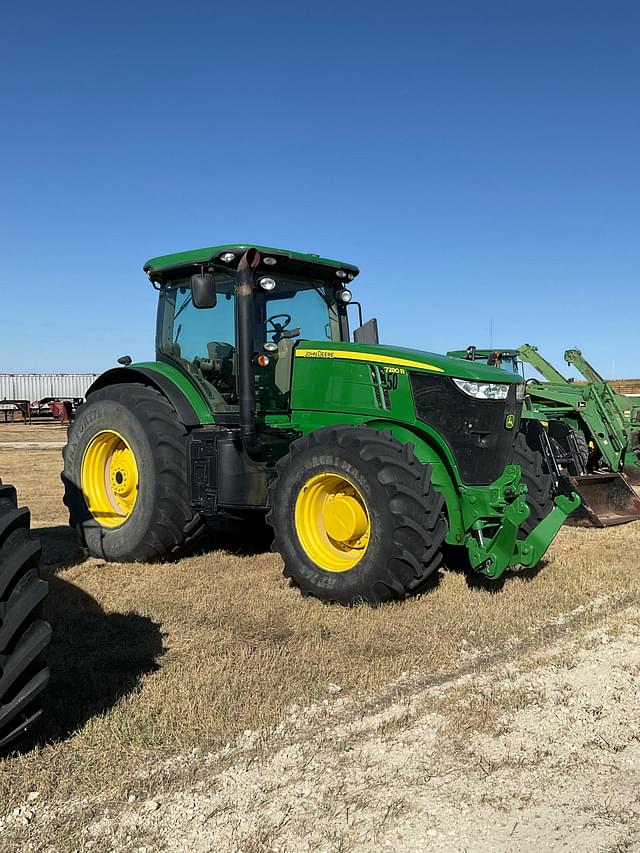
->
[[5, 604, 639, 852], [1, 431, 639, 852]]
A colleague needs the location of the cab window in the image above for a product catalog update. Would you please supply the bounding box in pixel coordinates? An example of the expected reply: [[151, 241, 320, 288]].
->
[[254, 280, 340, 411], [156, 274, 238, 412]]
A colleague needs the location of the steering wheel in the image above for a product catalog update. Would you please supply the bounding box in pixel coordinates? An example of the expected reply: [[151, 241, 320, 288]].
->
[[266, 313, 302, 344], [266, 313, 292, 333]]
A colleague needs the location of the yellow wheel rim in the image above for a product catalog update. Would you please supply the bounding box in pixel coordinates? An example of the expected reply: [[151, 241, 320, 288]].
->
[[81, 430, 139, 528], [294, 472, 371, 572]]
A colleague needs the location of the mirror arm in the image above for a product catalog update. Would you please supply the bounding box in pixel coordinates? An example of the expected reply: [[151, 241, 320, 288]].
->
[[350, 301, 364, 329]]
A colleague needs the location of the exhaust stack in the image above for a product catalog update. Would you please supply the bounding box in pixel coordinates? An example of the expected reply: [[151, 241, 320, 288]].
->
[[236, 248, 261, 450]]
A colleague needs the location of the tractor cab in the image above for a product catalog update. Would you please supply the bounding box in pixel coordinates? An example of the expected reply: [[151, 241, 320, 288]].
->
[[147, 244, 367, 417]]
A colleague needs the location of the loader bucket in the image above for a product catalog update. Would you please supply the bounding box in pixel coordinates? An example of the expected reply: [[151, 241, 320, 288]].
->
[[559, 472, 640, 527], [622, 465, 640, 491]]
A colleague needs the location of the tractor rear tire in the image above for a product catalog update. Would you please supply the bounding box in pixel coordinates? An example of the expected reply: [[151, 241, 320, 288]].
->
[[513, 432, 555, 537], [62, 383, 203, 562], [267, 426, 447, 605], [0, 483, 50, 752]]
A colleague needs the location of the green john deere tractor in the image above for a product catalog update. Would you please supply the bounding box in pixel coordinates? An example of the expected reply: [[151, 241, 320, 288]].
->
[[517, 345, 640, 470], [447, 345, 640, 527], [62, 245, 578, 604]]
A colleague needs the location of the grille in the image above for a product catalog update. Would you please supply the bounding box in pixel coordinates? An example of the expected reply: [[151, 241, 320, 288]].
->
[[409, 373, 519, 485]]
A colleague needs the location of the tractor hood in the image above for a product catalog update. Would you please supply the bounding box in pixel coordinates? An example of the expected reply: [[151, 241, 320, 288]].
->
[[294, 342, 523, 384]]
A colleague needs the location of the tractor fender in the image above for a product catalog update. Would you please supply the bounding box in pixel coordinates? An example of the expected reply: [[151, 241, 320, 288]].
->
[[86, 367, 201, 427], [363, 418, 464, 533]]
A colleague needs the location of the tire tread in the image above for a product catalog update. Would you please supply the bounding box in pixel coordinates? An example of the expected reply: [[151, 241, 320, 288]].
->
[[0, 483, 50, 752], [62, 383, 204, 561], [267, 426, 448, 605], [513, 432, 555, 535]]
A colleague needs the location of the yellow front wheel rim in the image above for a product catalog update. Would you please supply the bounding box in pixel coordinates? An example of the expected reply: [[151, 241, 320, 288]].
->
[[294, 472, 371, 572], [81, 430, 139, 528]]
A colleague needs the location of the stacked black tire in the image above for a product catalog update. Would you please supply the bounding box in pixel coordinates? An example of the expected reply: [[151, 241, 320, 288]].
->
[[0, 482, 50, 752]]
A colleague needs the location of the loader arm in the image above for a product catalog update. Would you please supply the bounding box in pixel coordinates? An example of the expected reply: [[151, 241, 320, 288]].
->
[[564, 349, 633, 440], [564, 348, 605, 384], [518, 344, 568, 384], [564, 347, 640, 436]]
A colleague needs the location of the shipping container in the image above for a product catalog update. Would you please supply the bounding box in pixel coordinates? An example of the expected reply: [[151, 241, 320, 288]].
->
[[0, 373, 99, 403]]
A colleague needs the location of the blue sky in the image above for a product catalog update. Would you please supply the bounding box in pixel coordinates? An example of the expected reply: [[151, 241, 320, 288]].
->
[[2, 1, 639, 377]]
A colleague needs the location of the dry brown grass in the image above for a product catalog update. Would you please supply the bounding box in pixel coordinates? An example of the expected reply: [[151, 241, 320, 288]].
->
[[0, 420, 68, 444], [1, 428, 639, 825]]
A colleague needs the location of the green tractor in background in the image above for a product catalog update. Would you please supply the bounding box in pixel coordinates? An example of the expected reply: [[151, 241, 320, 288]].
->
[[447, 345, 640, 527], [564, 348, 640, 430], [62, 245, 578, 604]]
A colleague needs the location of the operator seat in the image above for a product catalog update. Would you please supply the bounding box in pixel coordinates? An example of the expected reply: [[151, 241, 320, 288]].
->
[[207, 341, 234, 370], [207, 341, 236, 384]]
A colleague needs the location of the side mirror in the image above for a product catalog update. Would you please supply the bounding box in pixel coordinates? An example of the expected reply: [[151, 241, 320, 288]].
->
[[353, 318, 379, 345], [191, 273, 217, 309]]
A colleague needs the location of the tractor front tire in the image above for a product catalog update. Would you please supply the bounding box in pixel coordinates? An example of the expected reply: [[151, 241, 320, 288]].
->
[[0, 483, 50, 752], [62, 383, 203, 562], [267, 426, 447, 605], [513, 432, 555, 537]]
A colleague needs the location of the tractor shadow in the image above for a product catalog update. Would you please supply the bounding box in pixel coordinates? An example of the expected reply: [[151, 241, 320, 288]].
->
[[37, 517, 275, 565], [442, 545, 550, 593], [198, 515, 275, 557], [34, 524, 86, 571], [30, 526, 164, 747]]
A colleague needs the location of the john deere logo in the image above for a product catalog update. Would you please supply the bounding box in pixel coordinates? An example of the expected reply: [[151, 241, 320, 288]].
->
[[505, 414, 515, 429]]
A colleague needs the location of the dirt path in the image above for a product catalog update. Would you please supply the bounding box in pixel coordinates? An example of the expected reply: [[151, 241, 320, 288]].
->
[[126, 614, 640, 852], [10, 605, 635, 852]]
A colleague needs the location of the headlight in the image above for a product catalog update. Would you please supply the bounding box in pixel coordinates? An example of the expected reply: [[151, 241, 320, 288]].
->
[[453, 378, 510, 400]]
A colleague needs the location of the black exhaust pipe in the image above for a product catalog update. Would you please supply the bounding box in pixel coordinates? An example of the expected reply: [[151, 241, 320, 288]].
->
[[236, 248, 261, 450]]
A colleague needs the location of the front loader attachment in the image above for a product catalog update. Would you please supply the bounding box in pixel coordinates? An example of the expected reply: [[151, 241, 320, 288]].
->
[[623, 465, 640, 490], [559, 472, 640, 527]]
